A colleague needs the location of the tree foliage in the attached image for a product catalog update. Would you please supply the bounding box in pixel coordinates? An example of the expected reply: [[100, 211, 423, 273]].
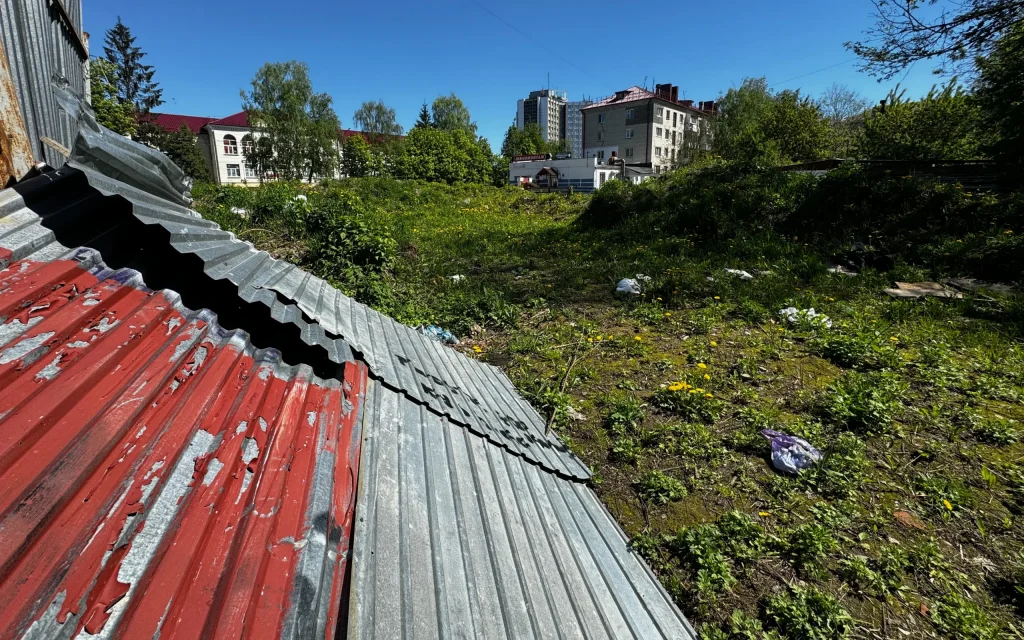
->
[[714, 78, 830, 164], [103, 17, 162, 114], [974, 22, 1024, 177], [397, 127, 491, 184], [342, 134, 372, 177], [89, 58, 136, 136], [414, 102, 432, 129], [352, 100, 403, 138], [241, 61, 341, 181], [160, 124, 209, 181], [431, 93, 477, 135], [847, 0, 1024, 78], [856, 81, 990, 160]]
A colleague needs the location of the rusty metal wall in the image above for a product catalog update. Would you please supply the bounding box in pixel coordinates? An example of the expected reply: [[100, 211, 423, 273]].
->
[[0, 0, 87, 170]]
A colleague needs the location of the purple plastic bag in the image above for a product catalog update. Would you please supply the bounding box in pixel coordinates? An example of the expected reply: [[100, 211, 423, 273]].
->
[[761, 429, 823, 474]]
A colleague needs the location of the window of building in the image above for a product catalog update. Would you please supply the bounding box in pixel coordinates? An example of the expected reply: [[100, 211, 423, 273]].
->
[[244, 164, 256, 178], [656, 127, 663, 137], [597, 132, 604, 141], [671, 131, 676, 143], [625, 108, 634, 120], [242, 134, 254, 155], [597, 150, 605, 159], [599, 172, 607, 185], [625, 147, 634, 157], [673, 113, 678, 126], [598, 113, 606, 123], [223, 134, 238, 155], [625, 128, 633, 138], [655, 147, 662, 157], [656, 107, 663, 117], [226, 164, 241, 178]]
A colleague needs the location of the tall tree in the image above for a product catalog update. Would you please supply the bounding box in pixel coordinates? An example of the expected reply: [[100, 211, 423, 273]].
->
[[241, 61, 341, 181], [413, 102, 432, 129], [431, 93, 476, 135], [103, 17, 163, 113], [819, 84, 870, 123], [856, 81, 990, 160], [352, 100, 403, 139], [975, 22, 1024, 177], [714, 78, 830, 164], [500, 123, 543, 158], [847, 0, 1024, 78], [342, 133, 372, 177], [160, 124, 209, 181], [88, 58, 136, 136]]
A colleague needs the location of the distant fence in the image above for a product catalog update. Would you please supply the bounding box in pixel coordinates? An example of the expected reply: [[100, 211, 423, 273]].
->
[[0, 0, 87, 171], [779, 159, 1002, 191]]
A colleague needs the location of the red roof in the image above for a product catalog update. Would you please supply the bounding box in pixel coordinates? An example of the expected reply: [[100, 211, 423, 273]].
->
[[0, 251, 366, 639], [582, 85, 713, 115], [149, 112, 218, 135], [208, 111, 249, 128]]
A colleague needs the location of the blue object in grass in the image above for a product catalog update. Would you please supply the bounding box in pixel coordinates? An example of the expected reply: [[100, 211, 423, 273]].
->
[[761, 429, 823, 474], [421, 325, 459, 345]]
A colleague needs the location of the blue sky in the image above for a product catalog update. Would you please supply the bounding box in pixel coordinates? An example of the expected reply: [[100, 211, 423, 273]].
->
[[84, 0, 948, 151]]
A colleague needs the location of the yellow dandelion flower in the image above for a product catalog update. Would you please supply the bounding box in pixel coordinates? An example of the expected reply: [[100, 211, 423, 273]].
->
[[890, 336, 899, 342], [710, 341, 718, 347], [587, 338, 593, 342], [759, 511, 771, 517], [657, 297, 662, 301], [668, 383, 684, 392], [696, 363, 707, 369], [634, 335, 642, 341], [943, 499, 953, 511], [665, 312, 672, 317], [705, 393, 714, 399], [608, 335, 614, 340], [472, 345, 482, 353], [596, 335, 602, 341], [696, 388, 704, 393], [703, 374, 711, 380], [689, 389, 698, 394], [713, 296, 720, 300]]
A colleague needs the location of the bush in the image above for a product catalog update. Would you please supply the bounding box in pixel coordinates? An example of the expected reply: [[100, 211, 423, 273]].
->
[[635, 470, 687, 504], [764, 586, 853, 640], [824, 371, 906, 435], [933, 592, 1000, 640]]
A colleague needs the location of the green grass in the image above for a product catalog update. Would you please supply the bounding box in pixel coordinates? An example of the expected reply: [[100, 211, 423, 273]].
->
[[193, 176, 1024, 639]]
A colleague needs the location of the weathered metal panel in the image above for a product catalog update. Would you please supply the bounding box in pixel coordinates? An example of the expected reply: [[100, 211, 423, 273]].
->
[[0, 43, 34, 184], [349, 383, 699, 639], [0, 0, 86, 167], [0, 248, 366, 640]]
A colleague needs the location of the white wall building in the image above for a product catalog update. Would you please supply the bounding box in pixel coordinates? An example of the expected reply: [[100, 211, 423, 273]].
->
[[565, 99, 592, 159], [516, 89, 567, 144], [508, 156, 653, 193]]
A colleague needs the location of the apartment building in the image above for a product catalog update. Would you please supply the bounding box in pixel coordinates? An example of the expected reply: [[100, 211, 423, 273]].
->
[[564, 99, 592, 158], [581, 83, 715, 173]]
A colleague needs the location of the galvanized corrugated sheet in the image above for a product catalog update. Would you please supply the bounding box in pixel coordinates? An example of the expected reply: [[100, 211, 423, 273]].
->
[[4, 161, 591, 480], [349, 382, 697, 640], [0, 0, 86, 167], [0, 247, 366, 640]]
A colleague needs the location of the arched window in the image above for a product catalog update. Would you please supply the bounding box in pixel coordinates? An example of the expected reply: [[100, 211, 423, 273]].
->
[[242, 134, 254, 155], [223, 134, 238, 155]]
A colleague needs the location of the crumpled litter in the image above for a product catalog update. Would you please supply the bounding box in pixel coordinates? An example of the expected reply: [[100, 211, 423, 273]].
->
[[724, 268, 754, 280], [420, 325, 458, 345], [293, 194, 308, 202], [761, 429, 822, 474], [448, 274, 466, 283], [230, 207, 248, 219], [616, 273, 651, 296], [827, 264, 857, 277], [778, 306, 832, 328]]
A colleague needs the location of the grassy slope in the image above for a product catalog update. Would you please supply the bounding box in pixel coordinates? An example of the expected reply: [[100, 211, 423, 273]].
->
[[197, 179, 1024, 639]]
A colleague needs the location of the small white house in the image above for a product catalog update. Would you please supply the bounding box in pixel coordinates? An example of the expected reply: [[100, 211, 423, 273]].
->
[[508, 156, 653, 193]]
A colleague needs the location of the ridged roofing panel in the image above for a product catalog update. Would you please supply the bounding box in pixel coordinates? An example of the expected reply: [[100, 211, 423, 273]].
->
[[349, 383, 697, 640], [0, 250, 366, 640]]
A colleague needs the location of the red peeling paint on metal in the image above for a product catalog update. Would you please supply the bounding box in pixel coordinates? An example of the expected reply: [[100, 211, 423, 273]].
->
[[0, 258, 367, 639]]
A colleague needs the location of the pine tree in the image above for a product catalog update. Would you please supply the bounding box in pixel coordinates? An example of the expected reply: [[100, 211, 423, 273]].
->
[[161, 124, 210, 182], [103, 17, 163, 114], [413, 101, 432, 129]]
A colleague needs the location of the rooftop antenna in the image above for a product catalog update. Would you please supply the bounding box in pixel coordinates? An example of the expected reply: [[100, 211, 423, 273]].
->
[[547, 72, 550, 90], [643, 76, 647, 90]]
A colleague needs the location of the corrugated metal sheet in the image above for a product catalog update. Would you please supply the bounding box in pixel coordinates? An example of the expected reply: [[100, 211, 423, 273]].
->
[[349, 382, 697, 640], [0, 0, 86, 168], [0, 247, 366, 640], [4, 159, 590, 480]]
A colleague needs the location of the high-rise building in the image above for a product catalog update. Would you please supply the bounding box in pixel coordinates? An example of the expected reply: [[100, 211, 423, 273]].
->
[[516, 89, 567, 145], [565, 100, 592, 159]]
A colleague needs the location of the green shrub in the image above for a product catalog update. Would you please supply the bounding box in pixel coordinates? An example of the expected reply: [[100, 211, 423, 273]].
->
[[764, 586, 853, 640], [824, 371, 907, 434], [605, 393, 645, 436], [801, 434, 869, 499], [670, 524, 736, 604], [969, 413, 1020, 445], [785, 523, 838, 575], [917, 474, 976, 517], [933, 592, 1000, 640], [635, 470, 687, 504], [610, 437, 642, 464]]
